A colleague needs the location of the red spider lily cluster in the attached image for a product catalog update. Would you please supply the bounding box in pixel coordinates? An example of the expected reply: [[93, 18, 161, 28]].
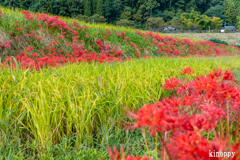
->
[[108, 67, 240, 160], [136, 31, 240, 57], [0, 11, 240, 70]]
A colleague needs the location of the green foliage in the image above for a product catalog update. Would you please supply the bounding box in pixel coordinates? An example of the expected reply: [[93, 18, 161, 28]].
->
[[121, 11, 132, 20], [104, 0, 112, 22], [145, 17, 166, 29], [170, 16, 184, 29], [224, 0, 237, 25], [236, 16, 240, 29], [209, 38, 229, 45], [67, 0, 83, 17], [146, 0, 160, 17], [225, 28, 232, 33], [84, 0, 92, 16], [204, 5, 225, 19], [234, 44, 240, 49], [74, 14, 89, 22], [210, 16, 223, 29], [180, 10, 219, 30], [90, 14, 106, 23], [96, 0, 103, 16], [116, 19, 135, 27], [0, 0, 239, 29]]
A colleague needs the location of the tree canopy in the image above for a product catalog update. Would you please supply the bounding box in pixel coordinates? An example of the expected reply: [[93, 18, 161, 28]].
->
[[0, 0, 239, 30]]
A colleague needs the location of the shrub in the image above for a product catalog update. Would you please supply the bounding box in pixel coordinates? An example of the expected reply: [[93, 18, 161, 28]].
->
[[234, 44, 240, 49], [209, 38, 229, 45], [225, 28, 232, 33]]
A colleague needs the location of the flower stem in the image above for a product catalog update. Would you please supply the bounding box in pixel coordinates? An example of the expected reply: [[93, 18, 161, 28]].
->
[[159, 132, 172, 160]]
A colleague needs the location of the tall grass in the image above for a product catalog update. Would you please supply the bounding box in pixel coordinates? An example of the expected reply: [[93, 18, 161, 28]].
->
[[1, 57, 240, 157]]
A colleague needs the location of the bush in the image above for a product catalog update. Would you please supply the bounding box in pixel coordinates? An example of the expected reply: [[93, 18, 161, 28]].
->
[[75, 14, 89, 22], [116, 19, 135, 28], [234, 44, 240, 49], [225, 28, 232, 33], [209, 38, 229, 45]]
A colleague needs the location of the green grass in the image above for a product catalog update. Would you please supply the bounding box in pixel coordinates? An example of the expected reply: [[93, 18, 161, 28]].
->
[[1, 56, 240, 159]]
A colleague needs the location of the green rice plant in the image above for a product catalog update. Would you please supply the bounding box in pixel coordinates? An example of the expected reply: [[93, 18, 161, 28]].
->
[[1, 57, 240, 157]]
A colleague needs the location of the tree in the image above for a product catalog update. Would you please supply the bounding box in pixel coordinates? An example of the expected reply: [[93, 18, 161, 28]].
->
[[104, 0, 112, 22], [133, 13, 142, 22], [30, 0, 53, 14], [145, 17, 166, 29], [92, 0, 98, 14], [116, 19, 135, 27], [19, 0, 32, 10], [198, 15, 211, 29], [96, 0, 103, 16], [175, 0, 185, 11], [170, 16, 184, 29], [224, 0, 236, 25], [210, 16, 223, 29], [58, 0, 71, 17], [180, 10, 213, 29], [204, 5, 224, 19], [121, 11, 132, 20], [90, 14, 106, 23], [146, 0, 160, 17], [66, 0, 83, 17], [75, 14, 89, 22], [3, 0, 21, 9], [84, 0, 92, 17], [236, 16, 240, 29]]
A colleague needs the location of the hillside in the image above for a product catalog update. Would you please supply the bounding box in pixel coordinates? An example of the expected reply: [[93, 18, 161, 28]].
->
[[0, 7, 240, 70]]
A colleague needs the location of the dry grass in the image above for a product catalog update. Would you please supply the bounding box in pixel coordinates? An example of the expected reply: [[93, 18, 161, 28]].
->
[[165, 33, 240, 45]]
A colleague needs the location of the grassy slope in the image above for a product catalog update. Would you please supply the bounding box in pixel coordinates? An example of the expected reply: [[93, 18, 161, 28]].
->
[[1, 57, 240, 159], [2, 6, 239, 63]]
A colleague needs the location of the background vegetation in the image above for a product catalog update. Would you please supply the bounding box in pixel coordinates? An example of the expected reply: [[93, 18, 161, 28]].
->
[[0, 0, 240, 30]]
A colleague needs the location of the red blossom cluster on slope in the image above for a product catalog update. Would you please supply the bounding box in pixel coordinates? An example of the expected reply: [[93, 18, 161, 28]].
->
[[1, 11, 126, 70], [109, 68, 240, 160], [1, 10, 240, 70], [136, 31, 240, 57]]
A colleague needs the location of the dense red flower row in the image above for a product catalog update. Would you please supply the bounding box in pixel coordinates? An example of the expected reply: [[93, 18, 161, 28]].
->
[[0, 11, 240, 70], [108, 68, 240, 160]]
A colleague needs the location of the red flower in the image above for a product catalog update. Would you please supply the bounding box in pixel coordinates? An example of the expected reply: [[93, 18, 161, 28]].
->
[[165, 78, 180, 90], [183, 67, 194, 75], [32, 52, 38, 57], [26, 47, 33, 52]]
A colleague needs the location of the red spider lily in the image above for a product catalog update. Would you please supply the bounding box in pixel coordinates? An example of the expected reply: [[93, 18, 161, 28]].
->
[[183, 67, 194, 75], [26, 47, 33, 52], [167, 131, 239, 160], [32, 52, 38, 57], [5, 43, 10, 49], [165, 78, 180, 90]]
